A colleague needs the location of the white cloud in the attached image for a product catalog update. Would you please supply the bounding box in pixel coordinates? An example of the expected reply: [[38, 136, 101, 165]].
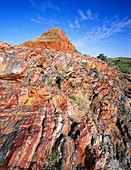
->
[[75, 20, 80, 28], [74, 16, 131, 47], [77, 9, 99, 21], [68, 20, 80, 29], [40, 0, 60, 12], [11, 27, 24, 33], [28, 0, 60, 12], [68, 21, 75, 28], [31, 16, 60, 26], [77, 9, 87, 20], [37, 16, 60, 24], [31, 18, 41, 23]]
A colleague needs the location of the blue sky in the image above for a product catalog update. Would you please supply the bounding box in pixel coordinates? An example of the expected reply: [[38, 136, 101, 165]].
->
[[0, 0, 131, 57]]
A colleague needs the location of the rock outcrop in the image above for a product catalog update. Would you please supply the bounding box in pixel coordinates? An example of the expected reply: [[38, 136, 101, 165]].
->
[[22, 28, 76, 52], [0, 29, 130, 170]]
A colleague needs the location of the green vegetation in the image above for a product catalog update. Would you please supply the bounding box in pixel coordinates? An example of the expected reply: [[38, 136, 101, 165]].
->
[[69, 94, 76, 100], [97, 53, 131, 74], [42, 148, 60, 169], [97, 53, 107, 61], [69, 94, 84, 104], [107, 57, 131, 74]]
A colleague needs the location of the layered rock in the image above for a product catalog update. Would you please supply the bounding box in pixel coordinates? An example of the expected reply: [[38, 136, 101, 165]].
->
[[21, 28, 76, 52], [0, 36, 130, 170]]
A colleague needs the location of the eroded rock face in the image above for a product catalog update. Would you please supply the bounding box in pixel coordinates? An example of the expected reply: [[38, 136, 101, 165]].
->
[[0, 51, 27, 79], [0, 41, 130, 170], [21, 28, 76, 52]]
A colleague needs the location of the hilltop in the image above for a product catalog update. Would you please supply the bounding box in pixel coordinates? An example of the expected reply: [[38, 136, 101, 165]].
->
[[22, 28, 76, 52]]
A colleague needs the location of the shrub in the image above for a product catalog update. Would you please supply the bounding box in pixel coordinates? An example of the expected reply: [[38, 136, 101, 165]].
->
[[97, 54, 107, 61]]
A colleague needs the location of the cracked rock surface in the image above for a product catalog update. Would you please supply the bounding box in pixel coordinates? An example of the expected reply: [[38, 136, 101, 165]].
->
[[0, 32, 131, 170]]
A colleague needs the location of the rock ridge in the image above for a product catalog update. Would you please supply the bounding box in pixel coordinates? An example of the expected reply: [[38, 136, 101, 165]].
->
[[0, 32, 130, 170], [21, 28, 76, 52]]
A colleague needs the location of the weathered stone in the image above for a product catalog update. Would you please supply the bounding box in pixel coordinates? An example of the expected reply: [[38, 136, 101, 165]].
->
[[0, 52, 27, 79], [0, 30, 130, 170], [22, 28, 76, 52]]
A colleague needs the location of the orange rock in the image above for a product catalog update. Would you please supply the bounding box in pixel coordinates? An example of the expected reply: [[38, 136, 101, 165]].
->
[[52, 94, 68, 112], [0, 28, 130, 170], [83, 77, 91, 83], [21, 28, 76, 52]]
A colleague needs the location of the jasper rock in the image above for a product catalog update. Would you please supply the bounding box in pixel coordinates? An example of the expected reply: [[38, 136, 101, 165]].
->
[[21, 28, 76, 52], [0, 32, 131, 170], [0, 51, 27, 79]]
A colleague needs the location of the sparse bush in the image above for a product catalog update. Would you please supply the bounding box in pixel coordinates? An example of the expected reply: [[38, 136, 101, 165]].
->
[[97, 53, 107, 61], [69, 94, 84, 104], [42, 149, 60, 169]]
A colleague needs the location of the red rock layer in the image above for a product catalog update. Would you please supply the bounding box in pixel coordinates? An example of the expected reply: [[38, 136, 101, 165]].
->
[[21, 28, 76, 52], [0, 42, 130, 170]]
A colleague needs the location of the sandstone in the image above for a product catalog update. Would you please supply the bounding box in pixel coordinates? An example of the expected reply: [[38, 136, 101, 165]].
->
[[0, 30, 130, 170]]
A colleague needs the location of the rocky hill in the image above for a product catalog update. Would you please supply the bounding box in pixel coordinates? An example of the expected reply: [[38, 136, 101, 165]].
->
[[22, 28, 76, 52], [0, 28, 130, 170]]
